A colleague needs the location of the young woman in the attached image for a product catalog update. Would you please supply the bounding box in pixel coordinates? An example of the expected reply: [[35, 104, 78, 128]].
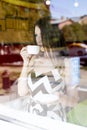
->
[[18, 17, 79, 121]]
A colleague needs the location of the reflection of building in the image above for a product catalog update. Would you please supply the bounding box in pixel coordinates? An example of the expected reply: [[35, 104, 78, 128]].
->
[[0, 0, 50, 43], [50, 18, 74, 30], [79, 15, 87, 25], [0, 17, 29, 31], [58, 19, 73, 30], [0, 0, 50, 63]]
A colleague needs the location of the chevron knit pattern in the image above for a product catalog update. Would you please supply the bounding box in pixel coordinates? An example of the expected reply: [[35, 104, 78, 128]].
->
[[27, 69, 66, 121]]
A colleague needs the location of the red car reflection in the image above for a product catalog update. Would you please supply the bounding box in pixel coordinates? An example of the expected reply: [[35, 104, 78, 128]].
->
[[68, 43, 87, 65], [0, 45, 23, 65]]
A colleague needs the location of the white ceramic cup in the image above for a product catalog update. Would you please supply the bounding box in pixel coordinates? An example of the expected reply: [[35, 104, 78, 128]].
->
[[27, 45, 40, 55]]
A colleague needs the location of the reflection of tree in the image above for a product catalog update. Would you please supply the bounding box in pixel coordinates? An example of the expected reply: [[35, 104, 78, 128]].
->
[[0, 0, 50, 43], [1, 0, 49, 17], [21, 0, 44, 3], [62, 23, 87, 44], [62, 25, 76, 43]]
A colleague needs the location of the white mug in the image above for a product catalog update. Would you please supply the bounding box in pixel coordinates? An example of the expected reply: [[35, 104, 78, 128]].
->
[[27, 45, 40, 54]]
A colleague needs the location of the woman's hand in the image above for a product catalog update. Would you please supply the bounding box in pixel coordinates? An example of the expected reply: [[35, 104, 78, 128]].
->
[[20, 47, 33, 66]]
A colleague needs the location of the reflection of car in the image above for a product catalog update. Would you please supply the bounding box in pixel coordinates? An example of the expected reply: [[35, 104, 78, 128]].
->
[[0, 45, 23, 65], [68, 43, 87, 56], [59, 48, 69, 56], [80, 55, 87, 66], [68, 43, 87, 65], [0, 54, 23, 65]]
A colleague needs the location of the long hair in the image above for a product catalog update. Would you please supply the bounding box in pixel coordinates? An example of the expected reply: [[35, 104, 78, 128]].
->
[[34, 17, 57, 66], [34, 17, 51, 48]]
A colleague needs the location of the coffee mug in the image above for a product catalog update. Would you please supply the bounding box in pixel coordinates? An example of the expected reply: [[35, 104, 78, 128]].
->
[[27, 45, 40, 54]]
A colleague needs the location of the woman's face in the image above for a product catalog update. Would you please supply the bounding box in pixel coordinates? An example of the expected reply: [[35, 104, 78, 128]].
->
[[35, 25, 43, 47]]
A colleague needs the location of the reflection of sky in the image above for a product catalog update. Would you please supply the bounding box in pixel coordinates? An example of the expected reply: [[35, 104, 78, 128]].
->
[[50, 0, 87, 18]]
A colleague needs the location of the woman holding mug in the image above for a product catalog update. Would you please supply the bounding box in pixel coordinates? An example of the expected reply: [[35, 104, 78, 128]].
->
[[18, 17, 79, 121]]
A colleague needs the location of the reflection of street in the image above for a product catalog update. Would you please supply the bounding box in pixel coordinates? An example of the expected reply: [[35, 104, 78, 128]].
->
[[0, 65, 87, 90], [0, 51, 87, 103]]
